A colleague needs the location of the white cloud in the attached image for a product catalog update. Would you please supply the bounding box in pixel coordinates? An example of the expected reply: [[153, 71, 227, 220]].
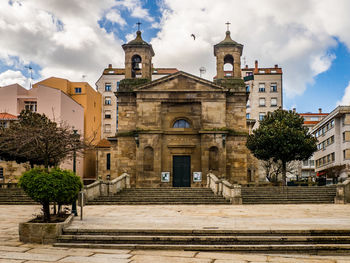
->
[[337, 82, 350, 106], [0, 0, 125, 86], [0, 70, 29, 87], [150, 0, 349, 98], [115, 0, 154, 22], [105, 9, 127, 26]]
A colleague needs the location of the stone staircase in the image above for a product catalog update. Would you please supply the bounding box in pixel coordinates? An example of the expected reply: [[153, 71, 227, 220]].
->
[[54, 228, 350, 253], [0, 187, 36, 205], [86, 187, 230, 205], [241, 186, 337, 204]]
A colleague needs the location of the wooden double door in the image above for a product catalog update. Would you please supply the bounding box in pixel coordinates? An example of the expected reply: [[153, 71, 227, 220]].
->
[[172, 156, 191, 187]]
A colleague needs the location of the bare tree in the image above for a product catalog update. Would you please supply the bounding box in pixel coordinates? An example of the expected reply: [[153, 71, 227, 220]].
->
[[0, 110, 85, 169]]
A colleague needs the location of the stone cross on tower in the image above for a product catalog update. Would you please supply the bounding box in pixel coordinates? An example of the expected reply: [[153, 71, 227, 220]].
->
[[225, 21, 231, 31], [136, 21, 142, 31]]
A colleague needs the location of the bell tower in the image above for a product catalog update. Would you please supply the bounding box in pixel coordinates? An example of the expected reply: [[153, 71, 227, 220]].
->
[[122, 24, 154, 80], [214, 22, 243, 79]]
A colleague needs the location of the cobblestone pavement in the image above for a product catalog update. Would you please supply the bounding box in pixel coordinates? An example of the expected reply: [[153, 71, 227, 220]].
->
[[1, 205, 350, 262]]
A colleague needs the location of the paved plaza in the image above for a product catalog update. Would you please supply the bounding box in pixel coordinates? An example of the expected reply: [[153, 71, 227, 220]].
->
[[1, 204, 350, 262]]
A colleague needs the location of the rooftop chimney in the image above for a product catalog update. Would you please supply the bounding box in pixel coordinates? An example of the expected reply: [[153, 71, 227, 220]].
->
[[245, 65, 248, 69], [274, 64, 278, 68], [108, 64, 112, 68], [318, 108, 322, 113], [255, 60, 258, 70]]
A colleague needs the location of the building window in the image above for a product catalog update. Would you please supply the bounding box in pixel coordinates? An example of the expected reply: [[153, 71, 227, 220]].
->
[[270, 83, 277, 92], [106, 153, 111, 170], [246, 85, 250, 92], [116, 81, 120, 91], [104, 97, 111, 105], [75, 87, 82, 94], [246, 100, 250, 108], [303, 160, 309, 166], [104, 124, 111, 133], [143, 146, 154, 171], [246, 113, 250, 119], [104, 110, 111, 119], [270, 98, 277, 106], [0, 121, 7, 129], [331, 152, 335, 162], [105, 83, 111, 92], [259, 70, 265, 73], [24, 101, 37, 112], [259, 98, 266, 107], [259, 112, 266, 121], [0, 167, 3, 180], [258, 83, 265, 92], [310, 160, 315, 166], [173, 119, 190, 128]]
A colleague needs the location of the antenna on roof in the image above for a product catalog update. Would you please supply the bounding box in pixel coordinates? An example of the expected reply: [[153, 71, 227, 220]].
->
[[25, 65, 33, 89], [199, 67, 206, 78]]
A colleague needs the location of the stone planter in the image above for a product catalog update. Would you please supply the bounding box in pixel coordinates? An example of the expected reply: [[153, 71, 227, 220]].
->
[[19, 214, 74, 244]]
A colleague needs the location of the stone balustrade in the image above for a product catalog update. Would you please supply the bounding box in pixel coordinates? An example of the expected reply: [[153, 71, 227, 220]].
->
[[83, 173, 130, 203], [207, 173, 242, 204], [335, 179, 350, 204]]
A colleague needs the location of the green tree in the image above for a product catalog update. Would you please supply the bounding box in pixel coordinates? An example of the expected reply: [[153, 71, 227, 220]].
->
[[19, 168, 82, 222], [0, 110, 84, 168], [246, 109, 317, 185]]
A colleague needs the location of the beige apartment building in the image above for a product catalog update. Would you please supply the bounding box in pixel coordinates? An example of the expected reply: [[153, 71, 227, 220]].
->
[[96, 65, 178, 139], [0, 84, 84, 181], [298, 109, 328, 180], [242, 60, 283, 129], [312, 106, 350, 184]]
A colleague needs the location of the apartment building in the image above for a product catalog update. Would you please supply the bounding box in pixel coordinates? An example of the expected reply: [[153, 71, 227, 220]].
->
[[312, 106, 350, 184], [298, 109, 328, 179], [96, 64, 178, 138], [0, 83, 84, 181], [242, 60, 283, 129]]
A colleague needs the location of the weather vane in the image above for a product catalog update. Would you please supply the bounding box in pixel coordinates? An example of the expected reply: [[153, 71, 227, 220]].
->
[[225, 21, 231, 31], [136, 21, 142, 31]]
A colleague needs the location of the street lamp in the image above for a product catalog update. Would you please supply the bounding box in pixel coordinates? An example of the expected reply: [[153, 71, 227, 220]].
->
[[72, 129, 78, 216]]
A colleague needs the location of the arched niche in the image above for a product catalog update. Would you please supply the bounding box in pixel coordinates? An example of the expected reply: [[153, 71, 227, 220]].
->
[[209, 146, 219, 171], [143, 146, 154, 171]]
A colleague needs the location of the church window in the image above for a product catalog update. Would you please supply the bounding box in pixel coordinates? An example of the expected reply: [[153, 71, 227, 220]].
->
[[209, 146, 219, 171], [106, 153, 111, 170], [143, 146, 154, 171], [173, 119, 190, 128]]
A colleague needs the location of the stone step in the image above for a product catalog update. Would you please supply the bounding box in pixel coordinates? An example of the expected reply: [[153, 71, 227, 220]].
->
[[96, 196, 227, 200], [57, 234, 350, 245], [63, 229, 350, 236], [87, 201, 230, 205], [53, 242, 350, 253]]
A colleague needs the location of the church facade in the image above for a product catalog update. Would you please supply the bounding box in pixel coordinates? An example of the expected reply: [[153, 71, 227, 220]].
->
[[97, 29, 249, 188]]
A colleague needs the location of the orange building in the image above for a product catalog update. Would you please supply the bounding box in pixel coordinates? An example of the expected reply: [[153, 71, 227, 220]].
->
[[33, 77, 102, 180]]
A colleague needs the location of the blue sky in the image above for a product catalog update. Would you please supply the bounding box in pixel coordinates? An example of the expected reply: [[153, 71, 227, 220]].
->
[[1, 0, 350, 114]]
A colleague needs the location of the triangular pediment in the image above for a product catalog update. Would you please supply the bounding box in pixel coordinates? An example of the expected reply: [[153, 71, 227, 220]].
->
[[134, 71, 224, 92]]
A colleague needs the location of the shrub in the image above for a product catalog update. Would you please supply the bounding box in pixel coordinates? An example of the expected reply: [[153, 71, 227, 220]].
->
[[19, 168, 82, 222]]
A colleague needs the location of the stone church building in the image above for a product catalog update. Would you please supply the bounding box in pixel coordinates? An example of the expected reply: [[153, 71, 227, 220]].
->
[[97, 28, 250, 188]]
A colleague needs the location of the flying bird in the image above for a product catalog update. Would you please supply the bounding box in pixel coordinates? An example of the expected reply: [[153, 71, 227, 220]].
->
[[191, 34, 196, 40]]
